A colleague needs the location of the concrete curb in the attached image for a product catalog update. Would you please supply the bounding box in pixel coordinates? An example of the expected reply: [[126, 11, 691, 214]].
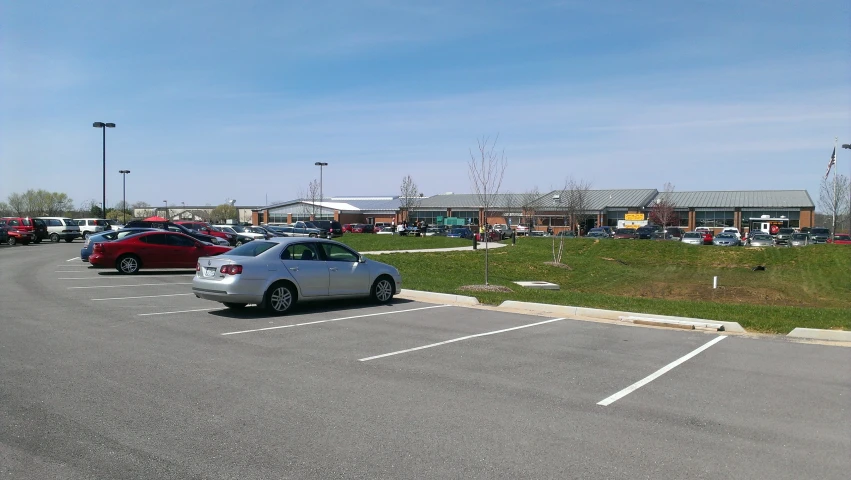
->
[[498, 300, 747, 333], [363, 242, 507, 255], [787, 328, 851, 342], [398, 289, 480, 306]]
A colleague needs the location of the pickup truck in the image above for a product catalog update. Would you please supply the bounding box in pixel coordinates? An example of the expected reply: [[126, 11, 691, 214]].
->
[[290, 221, 323, 237]]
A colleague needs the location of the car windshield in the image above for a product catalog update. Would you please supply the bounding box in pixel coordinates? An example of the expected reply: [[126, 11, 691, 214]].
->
[[228, 225, 247, 233], [778, 229, 794, 234], [811, 229, 830, 234], [616, 229, 635, 234], [683, 233, 701, 238], [716, 233, 735, 239], [224, 241, 276, 257], [791, 234, 808, 240], [834, 235, 851, 240], [753, 235, 772, 240]]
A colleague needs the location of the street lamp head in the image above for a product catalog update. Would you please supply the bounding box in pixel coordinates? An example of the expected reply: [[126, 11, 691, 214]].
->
[[93, 122, 116, 128], [314, 162, 328, 166], [842, 144, 851, 149], [119, 169, 130, 174]]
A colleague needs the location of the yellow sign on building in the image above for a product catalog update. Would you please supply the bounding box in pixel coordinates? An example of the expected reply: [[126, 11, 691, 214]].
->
[[624, 213, 645, 221]]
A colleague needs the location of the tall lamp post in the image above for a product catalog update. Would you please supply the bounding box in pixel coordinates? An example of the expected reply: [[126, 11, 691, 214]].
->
[[163, 200, 168, 220], [118, 170, 130, 223], [314, 162, 328, 216], [93, 122, 116, 217]]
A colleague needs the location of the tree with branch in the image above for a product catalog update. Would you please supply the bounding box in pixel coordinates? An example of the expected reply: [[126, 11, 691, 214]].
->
[[468, 135, 508, 285], [210, 203, 238, 223], [553, 177, 592, 263], [818, 173, 850, 234], [520, 187, 540, 233], [399, 175, 422, 223], [649, 182, 678, 229]]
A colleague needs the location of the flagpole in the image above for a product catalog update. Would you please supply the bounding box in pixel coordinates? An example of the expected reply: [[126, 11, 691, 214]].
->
[[833, 137, 838, 235]]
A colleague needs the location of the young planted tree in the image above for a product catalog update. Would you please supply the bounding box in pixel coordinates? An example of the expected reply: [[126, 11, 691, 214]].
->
[[553, 177, 592, 263], [649, 182, 677, 229], [468, 135, 507, 285], [399, 175, 422, 223], [819, 173, 850, 234], [520, 187, 541, 232]]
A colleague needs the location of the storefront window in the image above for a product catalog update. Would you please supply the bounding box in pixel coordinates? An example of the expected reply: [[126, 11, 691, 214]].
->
[[695, 210, 734, 228]]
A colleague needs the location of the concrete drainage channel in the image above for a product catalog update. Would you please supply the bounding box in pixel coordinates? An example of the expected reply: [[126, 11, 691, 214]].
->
[[397, 290, 851, 342]]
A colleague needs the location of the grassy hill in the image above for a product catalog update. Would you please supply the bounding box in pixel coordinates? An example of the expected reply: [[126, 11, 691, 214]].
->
[[340, 235, 851, 333]]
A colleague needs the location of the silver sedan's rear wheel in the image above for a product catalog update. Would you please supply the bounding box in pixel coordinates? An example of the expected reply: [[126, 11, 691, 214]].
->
[[117, 255, 140, 274], [371, 276, 395, 303], [265, 283, 295, 314], [50, 233, 60, 243]]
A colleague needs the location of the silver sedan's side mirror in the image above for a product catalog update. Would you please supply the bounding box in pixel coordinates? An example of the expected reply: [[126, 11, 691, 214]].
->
[[358, 255, 366, 263]]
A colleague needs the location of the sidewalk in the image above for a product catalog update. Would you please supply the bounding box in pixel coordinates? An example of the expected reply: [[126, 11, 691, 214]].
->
[[362, 241, 508, 255]]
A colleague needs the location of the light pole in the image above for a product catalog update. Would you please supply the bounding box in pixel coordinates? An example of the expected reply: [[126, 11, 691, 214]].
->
[[163, 200, 168, 220], [118, 170, 130, 223], [93, 122, 116, 217], [314, 162, 328, 213]]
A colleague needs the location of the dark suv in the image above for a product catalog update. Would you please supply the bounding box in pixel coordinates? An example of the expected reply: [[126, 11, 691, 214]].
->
[[123, 220, 226, 245], [310, 220, 344, 238], [636, 225, 662, 239]]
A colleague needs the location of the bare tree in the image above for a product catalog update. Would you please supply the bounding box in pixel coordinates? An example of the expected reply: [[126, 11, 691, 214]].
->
[[553, 177, 592, 263], [520, 187, 540, 232], [0, 201, 11, 216], [399, 175, 422, 223], [649, 182, 678, 229], [297, 180, 321, 219], [468, 135, 508, 285], [819, 173, 850, 234]]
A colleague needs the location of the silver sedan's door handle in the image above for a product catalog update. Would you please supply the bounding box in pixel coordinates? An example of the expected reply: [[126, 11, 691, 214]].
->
[[289, 267, 299, 271], [329, 267, 338, 271]]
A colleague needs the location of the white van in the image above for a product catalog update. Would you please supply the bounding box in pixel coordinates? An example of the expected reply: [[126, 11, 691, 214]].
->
[[74, 218, 111, 239], [35, 217, 81, 243]]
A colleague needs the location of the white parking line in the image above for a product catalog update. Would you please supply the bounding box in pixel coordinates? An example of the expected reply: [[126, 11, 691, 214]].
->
[[67, 257, 80, 262], [597, 335, 727, 407], [139, 308, 218, 316], [70, 282, 193, 290], [221, 305, 450, 336], [91, 293, 194, 301], [359, 317, 567, 362]]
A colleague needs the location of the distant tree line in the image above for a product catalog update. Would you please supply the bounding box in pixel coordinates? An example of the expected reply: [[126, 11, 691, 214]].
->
[[0, 189, 149, 220]]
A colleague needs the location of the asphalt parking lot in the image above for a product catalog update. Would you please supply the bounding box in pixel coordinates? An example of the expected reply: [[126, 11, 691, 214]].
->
[[1, 242, 849, 479]]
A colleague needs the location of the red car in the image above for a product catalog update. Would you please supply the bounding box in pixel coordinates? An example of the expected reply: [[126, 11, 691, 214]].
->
[[89, 231, 231, 274], [4, 227, 34, 245], [342, 224, 354, 233], [0, 217, 35, 243], [351, 224, 376, 233], [828, 234, 851, 245], [175, 221, 236, 245]]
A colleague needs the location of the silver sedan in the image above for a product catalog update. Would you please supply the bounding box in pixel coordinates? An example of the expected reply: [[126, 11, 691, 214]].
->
[[192, 238, 402, 313], [748, 234, 775, 247]]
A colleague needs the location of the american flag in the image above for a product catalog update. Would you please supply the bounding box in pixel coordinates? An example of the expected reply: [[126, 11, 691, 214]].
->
[[824, 147, 836, 179]]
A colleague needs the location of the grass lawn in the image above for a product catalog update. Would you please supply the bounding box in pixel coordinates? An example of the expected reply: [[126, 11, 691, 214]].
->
[[345, 235, 851, 334]]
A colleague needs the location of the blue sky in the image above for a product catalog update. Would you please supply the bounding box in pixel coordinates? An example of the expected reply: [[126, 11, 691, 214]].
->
[[2, 0, 849, 208]]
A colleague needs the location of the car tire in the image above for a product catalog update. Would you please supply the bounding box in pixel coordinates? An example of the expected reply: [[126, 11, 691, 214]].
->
[[65, 238, 74, 243], [264, 282, 295, 314], [50, 233, 60, 243], [223, 302, 247, 309], [34, 238, 42, 244], [116, 254, 141, 274], [371, 276, 395, 303], [309, 233, 317, 238], [8, 237, 16, 246]]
